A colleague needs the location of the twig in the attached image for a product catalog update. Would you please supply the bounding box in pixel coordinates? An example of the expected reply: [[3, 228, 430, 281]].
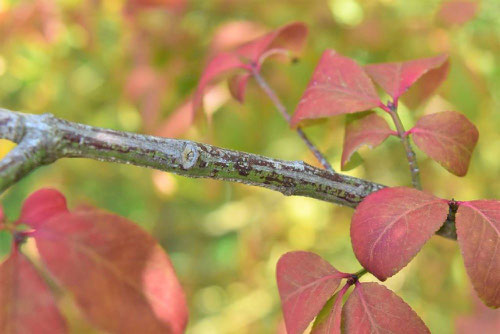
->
[[0, 108, 456, 239], [250, 67, 335, 172], [380, 102, 422, 189]]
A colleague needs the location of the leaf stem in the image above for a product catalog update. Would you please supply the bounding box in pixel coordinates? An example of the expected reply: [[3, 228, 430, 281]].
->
[[250, 66, 335, 173], [354, 268, 368, 278], [380, 102, 422, 189]]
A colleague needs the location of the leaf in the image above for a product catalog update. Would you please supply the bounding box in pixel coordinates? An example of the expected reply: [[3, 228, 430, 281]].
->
[[410, 111, 479, 176], [341, 112, 394, 169], [455, 200, 500, 308], [18, 188, 68, 229], [438, 1, 478, 25], [343, 282, 429, 333], [365, 54, 448, 101], [455, 293, 500, 333], [276, 251, 345, 334], [350, 187, 449, 280], [193, 22, 308, 112], [0, 230, 12, 262], [291, 50, 381, 127], [228, 73, 251, 103], [311, 284, 349, 334], [0, 205, 4, 223], [34, 210, 188, 334], [0, 250, 68, 334]]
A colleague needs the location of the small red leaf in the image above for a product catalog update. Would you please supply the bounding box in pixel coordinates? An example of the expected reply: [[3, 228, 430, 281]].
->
[[0, 250, 67, 333], [365, 54, 448, 101], [194, 22, 308, 112], [410, 111, 479, 176], [291, 50, 381, 127], [34, 210, 188, 334], [343, 282, 429, 333], [341, 112, 394, 169], [455, 200, 500, 308], [438, 1, 478, 25], [351, 187, 449, 280], [276, 251, 345, 334], [311, 284, 349, 334], [18, 188, 68, 229], [228, 73, 251, 103]]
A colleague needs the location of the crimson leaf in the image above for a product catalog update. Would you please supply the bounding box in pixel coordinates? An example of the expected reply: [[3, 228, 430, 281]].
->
[[456, 200, 500, 308], [291, 50, 381, 127], [351, 187, 449, 280], [311, 284, 349, 334], [341, 112, 394, 169], [410, 111, 479, 176], [343, 282, 429, 333], [0, 250, 67, 333], [276, 251, 345, 334], [364, 54, 448, 101], [17, 188, 68, 229]]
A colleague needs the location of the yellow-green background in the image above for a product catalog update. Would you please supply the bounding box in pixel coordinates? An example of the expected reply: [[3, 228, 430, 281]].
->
[[0, 0, 498, 333]]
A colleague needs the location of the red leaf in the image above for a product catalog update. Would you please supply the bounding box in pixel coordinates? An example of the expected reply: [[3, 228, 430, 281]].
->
[[311, 284, 349, 334], [455, 293, 500, 333], [276, 251, 346, 334], [228, 73, 251, 103], [438, 1, 478, 25], [34, 210, 188, 334], [154, 98, 194, 138], [455, 200, 500, 308], [18, 188, 68, 229], [291, 50, 381, 127], [365, 54, 448, 101], [193, 22, 308, 112], [0, 250, 67, 334], [341, 112, 394, 169], [351, 187, 449, 280], [0, 205, 4, 223], [410, 111, 479, 176], [343, 282, 429, 333]]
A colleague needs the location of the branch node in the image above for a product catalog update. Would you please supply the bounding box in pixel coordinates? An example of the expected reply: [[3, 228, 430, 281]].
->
[[181, 142, 199, 169]]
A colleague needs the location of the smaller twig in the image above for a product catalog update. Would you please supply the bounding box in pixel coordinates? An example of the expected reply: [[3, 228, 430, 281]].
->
[[379, 102, 422, 189], [250, 66, 335, 173]]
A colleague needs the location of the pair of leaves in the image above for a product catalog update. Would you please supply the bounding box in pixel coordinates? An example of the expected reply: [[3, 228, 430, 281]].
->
[[351, 187, 499, 308], [291, 50, 449, 127], [193, 21, 308, 112], [276, 251, 429, 334], [0, 189, 188, 333]]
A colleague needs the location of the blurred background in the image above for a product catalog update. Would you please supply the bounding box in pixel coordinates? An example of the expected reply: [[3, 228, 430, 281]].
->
[[0, 0, 498, 333]]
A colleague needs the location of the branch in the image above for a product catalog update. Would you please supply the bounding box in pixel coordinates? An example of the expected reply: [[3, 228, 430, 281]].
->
[[0, 108, 456, 239]]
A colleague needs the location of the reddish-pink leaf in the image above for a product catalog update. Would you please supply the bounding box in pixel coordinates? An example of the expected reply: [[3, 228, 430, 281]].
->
[[351, 187, 449, 280], [209, 21, 267, 55], [18, 188, 68, 229], [0, 205, 4, 223], [455, 293, 500, 333], [276, 251, 345, 334], [438, 1, 478, 25], [228, 73, 251, 103], [343, 282, 429, 333], [34, 210, 188, 334], [311, 284, 349, 334], [154, 98, 194, 138], [0, 250, 67, 334], [193, 22, 308, 112], [365, 54, 448, 101], [291, 50, 381, 127], [341, 112, 394, 169], [410, 111, 479, 176], [455, 200, 500, 308]]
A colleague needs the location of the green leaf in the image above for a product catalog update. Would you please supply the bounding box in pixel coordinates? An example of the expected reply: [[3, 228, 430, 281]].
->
[[0, 230, 13, 262]]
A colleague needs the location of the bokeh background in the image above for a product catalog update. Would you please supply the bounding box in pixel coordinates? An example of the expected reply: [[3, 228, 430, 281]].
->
[[0, 0, 498, 333]]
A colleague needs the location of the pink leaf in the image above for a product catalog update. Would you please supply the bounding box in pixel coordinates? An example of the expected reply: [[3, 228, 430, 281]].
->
[[276, 251, 345, 334], [351, 187, 449, 280], [228, 73, 251, 103], [154, 98, 194, 138], [341, 112, 394, 169], [18, 188, 68, 229], [193, 22, 308, 113], [311, 284, 349, 334], [455, 200, 500, 308], [0, 250, 68, 334], [343, 282, 429, 333], [34, 210, 188, 334], [0, 205, 4, 223], [455, 292, 500, 333], [410, 111, 479, 176], [365, 54, 448, 101], [438, 1, 478, 26], [291, 50, 381, 127]]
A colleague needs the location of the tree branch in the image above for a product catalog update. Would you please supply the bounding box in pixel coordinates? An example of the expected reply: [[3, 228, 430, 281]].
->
[[0, 108, 456, 239]]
